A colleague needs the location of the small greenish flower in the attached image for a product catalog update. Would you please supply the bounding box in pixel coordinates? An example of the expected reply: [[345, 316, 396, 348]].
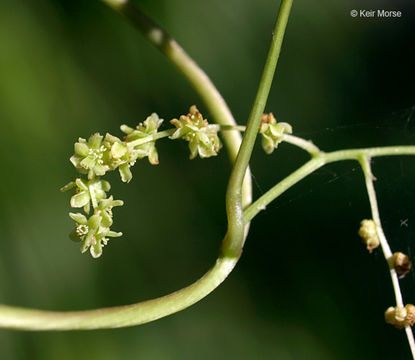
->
[[104, 134, 144, 183], [69, 197, 123, 258], [121, 113, 163, 164], [170, 105, 221, 159], [61, 178, 111, 213], [259, 113, 292, 154], [70, 133, 110, 180]]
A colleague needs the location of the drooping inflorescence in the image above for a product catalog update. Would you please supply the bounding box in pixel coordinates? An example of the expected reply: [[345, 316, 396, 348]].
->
[[62, 107, 222, 258], [62, 107, 297, 258]]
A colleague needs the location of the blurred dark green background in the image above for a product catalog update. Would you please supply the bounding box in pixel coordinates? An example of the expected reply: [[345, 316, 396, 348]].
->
[[0, 0, 415, 359]]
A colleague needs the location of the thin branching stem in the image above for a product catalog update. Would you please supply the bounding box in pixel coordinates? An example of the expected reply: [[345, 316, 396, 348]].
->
[[359, 155, 415, 359], [1, 1, 414, 345], [0, 0, 265, 330], [244, 146, 415, 223], [282, 134, 321, 157]]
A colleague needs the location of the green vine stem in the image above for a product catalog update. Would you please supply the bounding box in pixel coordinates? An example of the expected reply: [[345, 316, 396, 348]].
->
[[359, 156, 415, 359], [224, 0, 293, 257], [0, 0, 292, 330], [0, 0, 414, 340]]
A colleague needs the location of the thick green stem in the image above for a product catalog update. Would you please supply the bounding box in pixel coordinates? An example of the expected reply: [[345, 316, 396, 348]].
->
[[224, 0, 293, 257], [0, 256, 237, 330], [0, 0, 258, 331], [2, 0, 413, 334]]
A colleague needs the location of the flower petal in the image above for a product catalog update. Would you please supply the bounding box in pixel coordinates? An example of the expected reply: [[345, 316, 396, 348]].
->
[[90, 242, 103, 258], [70, 192, 90, 208], [74, 142, 89, 157], [119, 163, 132, 183], [88, 133, 103, 148], [111, 142, 127, 159], [69, 212, 88, 224]]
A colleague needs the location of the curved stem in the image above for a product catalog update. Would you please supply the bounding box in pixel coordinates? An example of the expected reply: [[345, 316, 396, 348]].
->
[[2, 0, 414, 335], [282, 134, 321, 157], [0, 0, 257, 331], [100, 0, 252, 209], [0, 256, 237, 330], [224, 0, 293, 257], [359, 155, 415, 359]]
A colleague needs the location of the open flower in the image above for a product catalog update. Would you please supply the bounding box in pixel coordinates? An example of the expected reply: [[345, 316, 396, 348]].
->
[[104, 113, 164, 182], [104, 133, 146, 183], [121, 113, 163, 164], [70, 133, 110, 180], [61, 178, 111, 213], [170, 105, 221, 159], [259, 113, 292, 154], [69, 196, 123, 258]]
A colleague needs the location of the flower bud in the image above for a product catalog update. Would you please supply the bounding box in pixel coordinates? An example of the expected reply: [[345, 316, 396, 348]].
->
[[385, 304, 415, 328], [389, 252, 412, 277], [259, 113, 292, 154], [358, 219, 379, 253]]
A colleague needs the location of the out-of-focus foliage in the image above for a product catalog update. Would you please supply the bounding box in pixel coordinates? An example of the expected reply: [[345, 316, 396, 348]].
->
[[0, 0, 414, 359]]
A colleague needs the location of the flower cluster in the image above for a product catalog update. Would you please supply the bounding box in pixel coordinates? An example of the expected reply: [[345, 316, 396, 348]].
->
[[63, 113, 164, 258], [170, 105, 221, 159], [63, 108, 224, 258], [259, 113, 292, 154], [68, 197, 123, 258], [61, 178, 123, 258]]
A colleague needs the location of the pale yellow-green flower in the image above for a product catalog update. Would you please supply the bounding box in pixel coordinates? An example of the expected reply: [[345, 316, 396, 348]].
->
[[259, 113, 292, 154], [170, 105, 221, 159]]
